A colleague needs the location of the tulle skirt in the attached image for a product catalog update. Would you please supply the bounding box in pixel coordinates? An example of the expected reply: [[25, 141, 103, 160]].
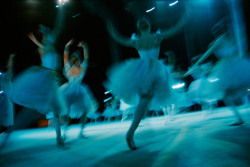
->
[[188, 78, 220, 103], [0, 93, 14, 127], [9, 66, 66, 115], [102, 107, 123, 118], [60, 82, 98, 119], [188, 56, 250, 102], [105, 58, 175, 110]]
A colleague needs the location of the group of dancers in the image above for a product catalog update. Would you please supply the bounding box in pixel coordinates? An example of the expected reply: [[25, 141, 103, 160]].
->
[[1, 3, 250, 151], [104, 6, 250, 150], [0, 22, 98, 147]]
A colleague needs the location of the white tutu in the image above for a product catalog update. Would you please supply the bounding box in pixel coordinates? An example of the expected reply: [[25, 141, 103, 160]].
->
[[60, 83, 98, 119], [188, 56, 250, 102], [9, 66, 66, 115], [105, 58, 176, 111], [102, 107, 123, 118], [208, 56, 250, 95], [188, 78, 220, 103]]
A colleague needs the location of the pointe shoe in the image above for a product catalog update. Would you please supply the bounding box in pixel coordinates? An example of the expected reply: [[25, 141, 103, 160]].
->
[[57, 138, 65, 147], [78, 133, 88, 139], [126, 137, 137, 150]]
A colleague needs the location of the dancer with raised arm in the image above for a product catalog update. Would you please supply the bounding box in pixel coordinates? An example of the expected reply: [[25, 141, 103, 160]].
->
[[105, 8, 189, 150], [60, 39, 98, 139], [185, 18, 250, 126], [6, 24, 66, 146]]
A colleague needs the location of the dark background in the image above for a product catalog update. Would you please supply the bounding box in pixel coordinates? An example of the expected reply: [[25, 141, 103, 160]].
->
[[1, 0, 250, 114]]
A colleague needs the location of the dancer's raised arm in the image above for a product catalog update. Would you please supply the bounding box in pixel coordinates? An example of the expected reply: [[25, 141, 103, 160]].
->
[[78, 41, 89, 75], [106, 20, 135, 48], [194, 34, 225, 66], [161, 6, 189, 40], [184, 34, 226, 76], [78, 41, 89, 61], [28, 32, 44, 49], [64, 39, 74, 65], [7, 53, 15, 74]]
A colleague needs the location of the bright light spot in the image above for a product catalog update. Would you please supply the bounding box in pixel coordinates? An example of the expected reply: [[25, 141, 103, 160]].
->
[[0, 72, 2, 75], [208, 78, 219, 82], [169, 0, 179, 6], [0, 91, 4, 94], [56, 0, 68, 7], [146, 7, 155, 13], [104, 90, 112, 94], [247, 89, 250, 92], [172, 83, 185, 89], [104, 97, 112, 103]]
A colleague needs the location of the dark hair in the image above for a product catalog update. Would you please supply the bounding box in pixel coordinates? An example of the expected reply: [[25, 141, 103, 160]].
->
[[137, 16, 151, 32], [71, 49, 83, 62]]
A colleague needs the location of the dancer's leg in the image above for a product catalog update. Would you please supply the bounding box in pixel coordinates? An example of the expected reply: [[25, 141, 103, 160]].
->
[[53, 112, 64, 146], [79, 112, 88, 138], [126, 94, 152, 150], [63, 114, 71, 140], [224, 98, 244, 126]]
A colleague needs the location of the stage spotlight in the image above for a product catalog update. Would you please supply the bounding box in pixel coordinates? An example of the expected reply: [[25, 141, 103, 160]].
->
[[56, 0, 69, 7]]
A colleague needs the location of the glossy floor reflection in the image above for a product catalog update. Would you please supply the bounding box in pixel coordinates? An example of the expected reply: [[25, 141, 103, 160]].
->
[[1, 106, 250, 167]]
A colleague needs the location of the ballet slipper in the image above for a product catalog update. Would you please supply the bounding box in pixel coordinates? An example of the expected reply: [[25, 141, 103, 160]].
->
[[126, 137, 137, 150], [57, 137, 65, 147], [62, 134, 67, 141], [78, 132, 88, 139]]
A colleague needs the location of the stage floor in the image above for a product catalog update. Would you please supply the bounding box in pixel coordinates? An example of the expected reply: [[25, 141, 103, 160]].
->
[[1, 106, 250, 167]]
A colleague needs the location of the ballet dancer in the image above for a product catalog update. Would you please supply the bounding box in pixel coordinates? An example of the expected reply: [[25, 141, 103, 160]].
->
[[105, 8, 189, 150], [185, 18, 250, 126], [6, 24, 66, 146], [60, 39, 98, 139]]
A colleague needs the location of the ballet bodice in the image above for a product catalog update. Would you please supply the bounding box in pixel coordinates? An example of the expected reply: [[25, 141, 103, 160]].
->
[[41, 52, 60, 70], [138, 48, 160, 60], [41, 35, 61, 70], [63, 61, 87, 84], [132, 31, 162, 60]]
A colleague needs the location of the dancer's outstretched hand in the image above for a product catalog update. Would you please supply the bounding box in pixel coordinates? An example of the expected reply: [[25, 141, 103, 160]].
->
[[77, 41, 87, 48], [28, 32, 36, 43], [65, 39, 74, 47]]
